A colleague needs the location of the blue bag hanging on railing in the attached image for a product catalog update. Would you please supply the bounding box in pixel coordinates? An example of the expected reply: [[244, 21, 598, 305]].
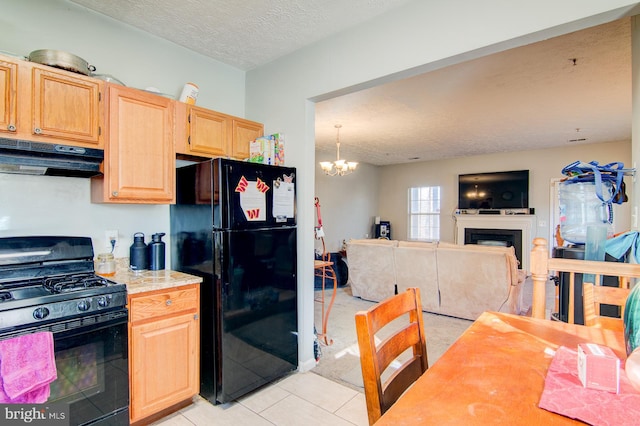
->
[[558, 160, 634, 244]]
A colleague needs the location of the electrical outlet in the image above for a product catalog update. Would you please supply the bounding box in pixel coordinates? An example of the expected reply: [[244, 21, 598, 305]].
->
[[105, 230, 118, 250]]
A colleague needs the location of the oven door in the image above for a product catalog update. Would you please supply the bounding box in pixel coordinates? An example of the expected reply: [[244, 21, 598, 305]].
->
[[1, 309, 129, 426]]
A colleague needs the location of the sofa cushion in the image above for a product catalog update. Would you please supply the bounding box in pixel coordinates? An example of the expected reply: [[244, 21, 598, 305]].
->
[[436, 246, 514, 320], [397, 241, 438, 249], [346, 241, 396, 302], [349, 238, 398, 246], [439, 244, 521, 282], [436, 241, 461, 249], [438, 241, 513, 252], [394, 245, 439, 312]]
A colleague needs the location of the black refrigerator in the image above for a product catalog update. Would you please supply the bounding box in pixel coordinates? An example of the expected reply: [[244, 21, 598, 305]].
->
[[170, 158, 297, 404]]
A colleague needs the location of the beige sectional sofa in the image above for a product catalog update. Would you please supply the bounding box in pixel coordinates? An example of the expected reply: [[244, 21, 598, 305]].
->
[[346, 239, 525, 320]]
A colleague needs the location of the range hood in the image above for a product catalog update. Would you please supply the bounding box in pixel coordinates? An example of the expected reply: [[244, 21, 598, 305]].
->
[[0, 138, 103, 178]]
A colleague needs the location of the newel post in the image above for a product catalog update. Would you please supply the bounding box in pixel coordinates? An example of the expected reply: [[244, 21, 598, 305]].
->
[[530, 238, 549, 319]]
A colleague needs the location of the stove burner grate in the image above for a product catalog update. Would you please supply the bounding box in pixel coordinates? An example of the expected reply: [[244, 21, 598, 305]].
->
[[43, 273, 110, 294]]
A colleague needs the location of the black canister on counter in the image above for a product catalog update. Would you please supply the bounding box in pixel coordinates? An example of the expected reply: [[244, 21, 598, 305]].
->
[[129, 232, 148, 271], [149, 232, 166, 271]]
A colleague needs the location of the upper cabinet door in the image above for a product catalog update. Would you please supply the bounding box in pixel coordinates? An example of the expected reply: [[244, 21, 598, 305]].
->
[[0, 59, 17, 135], [31, 66, 102, 145], [231, 117, 263, 160], [174, 102, 264, 161], [188, 106, 228, 157], [92, 84, 175, 204]]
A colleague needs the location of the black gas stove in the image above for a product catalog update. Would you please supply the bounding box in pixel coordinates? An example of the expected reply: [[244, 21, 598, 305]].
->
[[0, 236, 127, 332], [0, 236, 129, 424]]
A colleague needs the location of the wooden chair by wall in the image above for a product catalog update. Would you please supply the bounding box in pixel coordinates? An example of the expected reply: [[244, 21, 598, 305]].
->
[[583, 282, 630, 331], [355, 287, 428, 425], [530, 237, 640, 322]]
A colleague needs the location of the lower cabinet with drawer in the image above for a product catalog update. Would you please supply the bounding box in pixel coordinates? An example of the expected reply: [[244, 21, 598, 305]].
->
[[128, 283, 200, 424]]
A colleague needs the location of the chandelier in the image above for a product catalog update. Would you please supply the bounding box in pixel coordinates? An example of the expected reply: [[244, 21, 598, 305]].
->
[[466, 184, 486, 198], [319, 124, 358, 176]]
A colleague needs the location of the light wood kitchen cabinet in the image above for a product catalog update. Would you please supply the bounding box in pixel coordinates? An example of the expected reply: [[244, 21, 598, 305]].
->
[[175, 101, 263, 160], [175, 102, 229, 157], [0, 54, 103, 147], [91, 84, 175, 204], [231, 117, 263, 160], [128, 284, 200, 424], [0, 58, 17, 136]]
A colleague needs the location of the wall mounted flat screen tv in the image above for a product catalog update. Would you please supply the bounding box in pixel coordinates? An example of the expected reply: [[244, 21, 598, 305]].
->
[[458, 170, 529, 209]]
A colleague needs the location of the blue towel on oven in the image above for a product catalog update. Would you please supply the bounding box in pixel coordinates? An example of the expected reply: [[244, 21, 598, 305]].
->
[[0, 331, 57, 403]]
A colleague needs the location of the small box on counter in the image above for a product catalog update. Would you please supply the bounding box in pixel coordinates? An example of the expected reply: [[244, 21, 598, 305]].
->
[[577, 343, 620, 393]]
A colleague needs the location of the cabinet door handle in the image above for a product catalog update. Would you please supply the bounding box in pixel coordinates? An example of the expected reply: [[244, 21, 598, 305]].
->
[[112, 191, 119, 197], [34, 127, 42, 134], [7, 124, 16, 132], [166, 299, 172, 306]]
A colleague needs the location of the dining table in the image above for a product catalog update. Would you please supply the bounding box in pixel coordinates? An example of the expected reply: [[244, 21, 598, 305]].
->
[[375, 311, 627, 425]]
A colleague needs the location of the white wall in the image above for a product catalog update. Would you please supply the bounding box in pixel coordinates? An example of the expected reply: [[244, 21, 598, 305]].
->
[[246, 1, 640, 369], [314, 160, 380, 253], [1, 0, 246, 114], [633, 16, 640, 221], [377, 140, 632, 243], [0, 0, 246, 258], [0, 174, 167, 257]]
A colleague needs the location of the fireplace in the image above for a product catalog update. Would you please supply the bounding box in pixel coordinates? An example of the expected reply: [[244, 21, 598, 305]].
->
[[465, 228, 523, 267], [454, 214, 536, 271]]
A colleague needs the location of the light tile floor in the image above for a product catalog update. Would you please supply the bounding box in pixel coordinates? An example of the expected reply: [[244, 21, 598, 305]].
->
[[151, 277, 544, 426], [151, 372, 368, 426]]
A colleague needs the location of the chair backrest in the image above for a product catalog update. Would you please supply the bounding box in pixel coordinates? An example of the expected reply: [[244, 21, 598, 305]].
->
[[583, 282, 630, 331], [530, 237, 640, 322], [355, 287, 428, 425]]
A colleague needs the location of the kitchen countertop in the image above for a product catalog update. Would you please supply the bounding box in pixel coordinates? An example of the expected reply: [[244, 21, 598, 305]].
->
[[102, 258, 203, 295]]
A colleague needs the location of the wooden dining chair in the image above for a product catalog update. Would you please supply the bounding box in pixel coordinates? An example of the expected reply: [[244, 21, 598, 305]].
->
[[582, 282, 630, 331], [355, 287, 428, 425]]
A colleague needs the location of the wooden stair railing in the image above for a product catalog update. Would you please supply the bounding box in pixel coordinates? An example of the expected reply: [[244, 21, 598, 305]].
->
[[530, 237, 640, 321]]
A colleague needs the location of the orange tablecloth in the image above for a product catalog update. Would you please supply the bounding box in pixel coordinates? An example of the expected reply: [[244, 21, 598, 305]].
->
[[375, 312, 626, 425]]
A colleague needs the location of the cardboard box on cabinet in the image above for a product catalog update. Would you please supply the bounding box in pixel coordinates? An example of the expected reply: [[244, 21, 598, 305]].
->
[[249, 137, 271, 164], [249, 133, 285, 165], [271, 133, 285, 166]]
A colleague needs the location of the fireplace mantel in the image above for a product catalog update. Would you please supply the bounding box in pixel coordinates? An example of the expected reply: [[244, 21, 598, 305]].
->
[[454, 214, 537, 271]]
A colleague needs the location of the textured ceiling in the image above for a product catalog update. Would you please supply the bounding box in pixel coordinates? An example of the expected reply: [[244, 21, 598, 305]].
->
[[70, 0, 411, 71], [70, 1, 631, 167], [315, 17, 631, 165]]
